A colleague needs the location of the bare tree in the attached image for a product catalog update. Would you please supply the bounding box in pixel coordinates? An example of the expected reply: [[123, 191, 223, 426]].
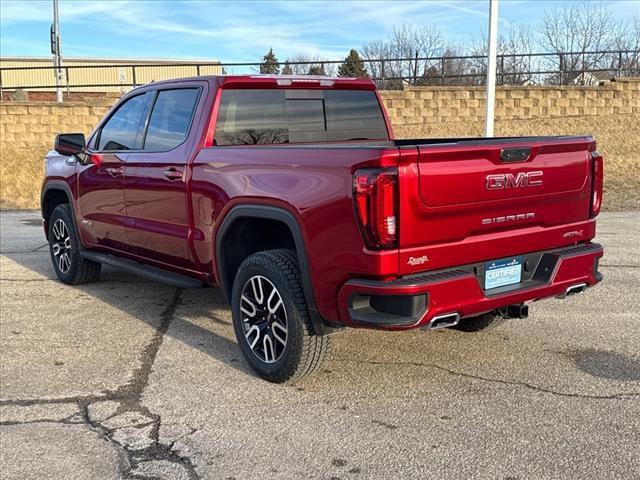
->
[[441, 45, 475, 86], [284, 54, 313, 75], [540, 1, 621, 83], [362, 24, 443, 87], [612, 15, 640, 76], [469, 25, 537, 85], [500, 25, 537, 84], [361, 40, 392, 86], [284, 53, 336, 76], [412, 25, 445, 80]]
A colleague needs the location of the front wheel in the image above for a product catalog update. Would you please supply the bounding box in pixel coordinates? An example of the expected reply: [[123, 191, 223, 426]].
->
[[231, 249, 330, 383], [48, 204, 101, 285]]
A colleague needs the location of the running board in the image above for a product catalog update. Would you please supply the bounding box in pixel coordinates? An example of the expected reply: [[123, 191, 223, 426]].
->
[[81, 251, 207, 289]]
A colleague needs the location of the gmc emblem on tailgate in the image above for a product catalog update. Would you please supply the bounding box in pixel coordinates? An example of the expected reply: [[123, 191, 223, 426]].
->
[[486, 171, 543, 190]]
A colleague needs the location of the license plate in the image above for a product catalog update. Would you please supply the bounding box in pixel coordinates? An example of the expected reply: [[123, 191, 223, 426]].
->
[[485, 257, 522, 290]]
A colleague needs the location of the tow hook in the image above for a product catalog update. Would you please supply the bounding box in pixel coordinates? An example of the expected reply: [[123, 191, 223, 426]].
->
[[500, 303, 529, 319]]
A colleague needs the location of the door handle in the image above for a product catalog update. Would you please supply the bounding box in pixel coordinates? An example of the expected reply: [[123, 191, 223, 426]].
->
[[164, 168, 183, 181], [105, 167, 123, 177]]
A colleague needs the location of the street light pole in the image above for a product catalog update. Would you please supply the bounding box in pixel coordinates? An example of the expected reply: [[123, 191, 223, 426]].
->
[[52, 0, 63, 102], [484, 0, 499, 137]]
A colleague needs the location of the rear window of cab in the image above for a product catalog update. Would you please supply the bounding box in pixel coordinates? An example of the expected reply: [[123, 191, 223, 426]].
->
[[214, 89, 388, 146]]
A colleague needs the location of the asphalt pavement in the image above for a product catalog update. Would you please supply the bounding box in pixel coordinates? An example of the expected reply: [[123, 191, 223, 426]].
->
[[1, 211, 639, 480]]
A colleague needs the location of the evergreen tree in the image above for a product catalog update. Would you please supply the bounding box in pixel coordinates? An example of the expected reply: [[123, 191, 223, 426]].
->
[[337, 49, 369, 78], [260, 48, 280, 74], [307, 64, 326, 76], [282, 61, 293, 75]]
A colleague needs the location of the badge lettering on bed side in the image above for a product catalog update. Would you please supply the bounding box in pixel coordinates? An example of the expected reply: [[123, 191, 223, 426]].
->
[[407, 255, 429, 266]]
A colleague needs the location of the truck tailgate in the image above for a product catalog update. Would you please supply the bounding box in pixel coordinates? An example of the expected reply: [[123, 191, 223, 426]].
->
[[397, 136, 596, 275]]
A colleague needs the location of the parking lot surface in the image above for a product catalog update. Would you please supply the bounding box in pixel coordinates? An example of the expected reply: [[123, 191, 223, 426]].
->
[[1, 211, 639, 480]]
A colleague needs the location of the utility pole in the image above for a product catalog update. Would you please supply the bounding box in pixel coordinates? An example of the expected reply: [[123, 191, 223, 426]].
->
[[484, 0, 499, 137], [51, 0, 63, 102]]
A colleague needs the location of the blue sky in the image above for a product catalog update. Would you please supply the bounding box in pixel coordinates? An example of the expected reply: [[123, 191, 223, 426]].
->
[[1, 0, 638, 63]]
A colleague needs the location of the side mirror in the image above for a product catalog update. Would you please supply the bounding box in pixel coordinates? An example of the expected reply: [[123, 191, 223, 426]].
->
[[55, 133, 86, 156]]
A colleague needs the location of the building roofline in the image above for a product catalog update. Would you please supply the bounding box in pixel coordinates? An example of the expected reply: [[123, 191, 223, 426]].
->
[[0, 56, 221, 64]]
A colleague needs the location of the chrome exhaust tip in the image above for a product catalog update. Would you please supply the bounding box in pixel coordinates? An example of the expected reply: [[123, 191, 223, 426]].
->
[[558, 283, 587, 299], [426, 312, 461, 330]]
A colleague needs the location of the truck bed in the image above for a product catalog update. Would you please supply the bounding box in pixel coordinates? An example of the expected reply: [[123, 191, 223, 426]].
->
[[394, 135, 590, 147]]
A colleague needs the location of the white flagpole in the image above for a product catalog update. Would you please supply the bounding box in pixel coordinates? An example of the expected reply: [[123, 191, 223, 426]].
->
[[484, 0, 499, 137]]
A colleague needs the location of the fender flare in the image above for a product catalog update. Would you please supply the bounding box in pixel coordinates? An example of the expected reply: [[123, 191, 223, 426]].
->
[[41, 181, 77, 241], [215, 205, 335, 335], [41, 180, 74, 215]]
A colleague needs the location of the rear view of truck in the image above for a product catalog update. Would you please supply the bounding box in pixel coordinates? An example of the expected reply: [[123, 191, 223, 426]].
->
[[194, 75, 605, 381], [344, 135, 604, 330]]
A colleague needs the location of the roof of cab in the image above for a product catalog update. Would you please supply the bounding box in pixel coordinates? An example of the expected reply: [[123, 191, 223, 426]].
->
[[220, 75, 376, 90], [135, 74, 377, 91]]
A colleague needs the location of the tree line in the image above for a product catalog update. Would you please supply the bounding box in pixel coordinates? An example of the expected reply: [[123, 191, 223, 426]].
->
[[259, 48, 368, 78], [257, 1, 639, 86]]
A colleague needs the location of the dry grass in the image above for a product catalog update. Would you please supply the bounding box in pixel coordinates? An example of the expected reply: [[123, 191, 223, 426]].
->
[[0, 147, 47, 211]]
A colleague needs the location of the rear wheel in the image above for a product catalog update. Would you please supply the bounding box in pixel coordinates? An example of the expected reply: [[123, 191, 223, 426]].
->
[[48, 204, 101, 285], [231, 249, 330, 383], [451, 313, 508, 332]]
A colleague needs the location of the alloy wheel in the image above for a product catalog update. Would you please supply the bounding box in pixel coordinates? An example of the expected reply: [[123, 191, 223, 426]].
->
[[239, 275, 288, 363], [51, 218, 72, 273]]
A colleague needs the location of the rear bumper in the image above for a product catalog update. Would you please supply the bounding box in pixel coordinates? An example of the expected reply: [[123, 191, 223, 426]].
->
[[337, 242, 604, 330]]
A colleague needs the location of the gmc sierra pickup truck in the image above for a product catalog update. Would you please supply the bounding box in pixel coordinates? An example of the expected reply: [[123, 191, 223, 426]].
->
[[42, 75, 604, 382]]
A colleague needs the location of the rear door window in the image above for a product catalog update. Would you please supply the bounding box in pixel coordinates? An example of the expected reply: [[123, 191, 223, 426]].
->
[[215, 89, 288, 146], [214, 89, 388, 145], [143, 88, 200, 151], [98, 92, 152, 151]]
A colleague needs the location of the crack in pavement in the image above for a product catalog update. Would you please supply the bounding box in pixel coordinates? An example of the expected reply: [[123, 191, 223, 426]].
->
[[0, 278, 155, 284], [0, 243, 49, 255], [599, 264, 640, 269], [0, 287, 201, 480], [0, 414, 84, 427], [335, 358, 640, 400], [0, 278, 54, 283]]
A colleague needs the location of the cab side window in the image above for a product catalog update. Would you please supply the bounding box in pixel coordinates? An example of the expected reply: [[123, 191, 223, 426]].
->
[[143, 89, 200, 151], [98, 93, 151, 151]]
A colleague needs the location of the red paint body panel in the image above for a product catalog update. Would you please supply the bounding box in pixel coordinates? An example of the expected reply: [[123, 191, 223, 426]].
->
[[41, 75, 604, 329], [190, 146, 399, 321]]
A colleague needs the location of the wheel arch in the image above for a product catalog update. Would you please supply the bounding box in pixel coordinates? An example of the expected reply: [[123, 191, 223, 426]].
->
[[41, 181, 75, 241], [215, 204, 333, 335]]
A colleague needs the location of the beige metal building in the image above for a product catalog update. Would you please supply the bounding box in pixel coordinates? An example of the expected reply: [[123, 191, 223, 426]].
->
[[0, 57, 224, 93]]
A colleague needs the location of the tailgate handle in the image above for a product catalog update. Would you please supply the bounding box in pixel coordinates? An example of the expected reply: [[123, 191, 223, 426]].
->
[[500, 148, 531, 163]]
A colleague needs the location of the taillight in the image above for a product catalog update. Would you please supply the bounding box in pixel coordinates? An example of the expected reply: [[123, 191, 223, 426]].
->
[[353, 168, 398, 249], [590, 151, 603, 218]]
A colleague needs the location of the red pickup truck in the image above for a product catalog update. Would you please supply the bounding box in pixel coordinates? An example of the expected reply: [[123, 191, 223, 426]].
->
[[42, 75, 604, 382]]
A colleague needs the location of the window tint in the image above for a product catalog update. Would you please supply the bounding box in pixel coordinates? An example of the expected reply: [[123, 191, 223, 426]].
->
[[215, 89, 288, 146], [214, 89, 387, 146], [324, 90, 388, 141], [99, 93, 151, 151], [144, 89, 200, 151]]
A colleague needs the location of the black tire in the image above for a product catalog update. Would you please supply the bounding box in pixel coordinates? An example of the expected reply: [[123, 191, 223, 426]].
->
[[48, 204, 101, 285], [451, 313, 508, 333], [231, 249, 331, 383]]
